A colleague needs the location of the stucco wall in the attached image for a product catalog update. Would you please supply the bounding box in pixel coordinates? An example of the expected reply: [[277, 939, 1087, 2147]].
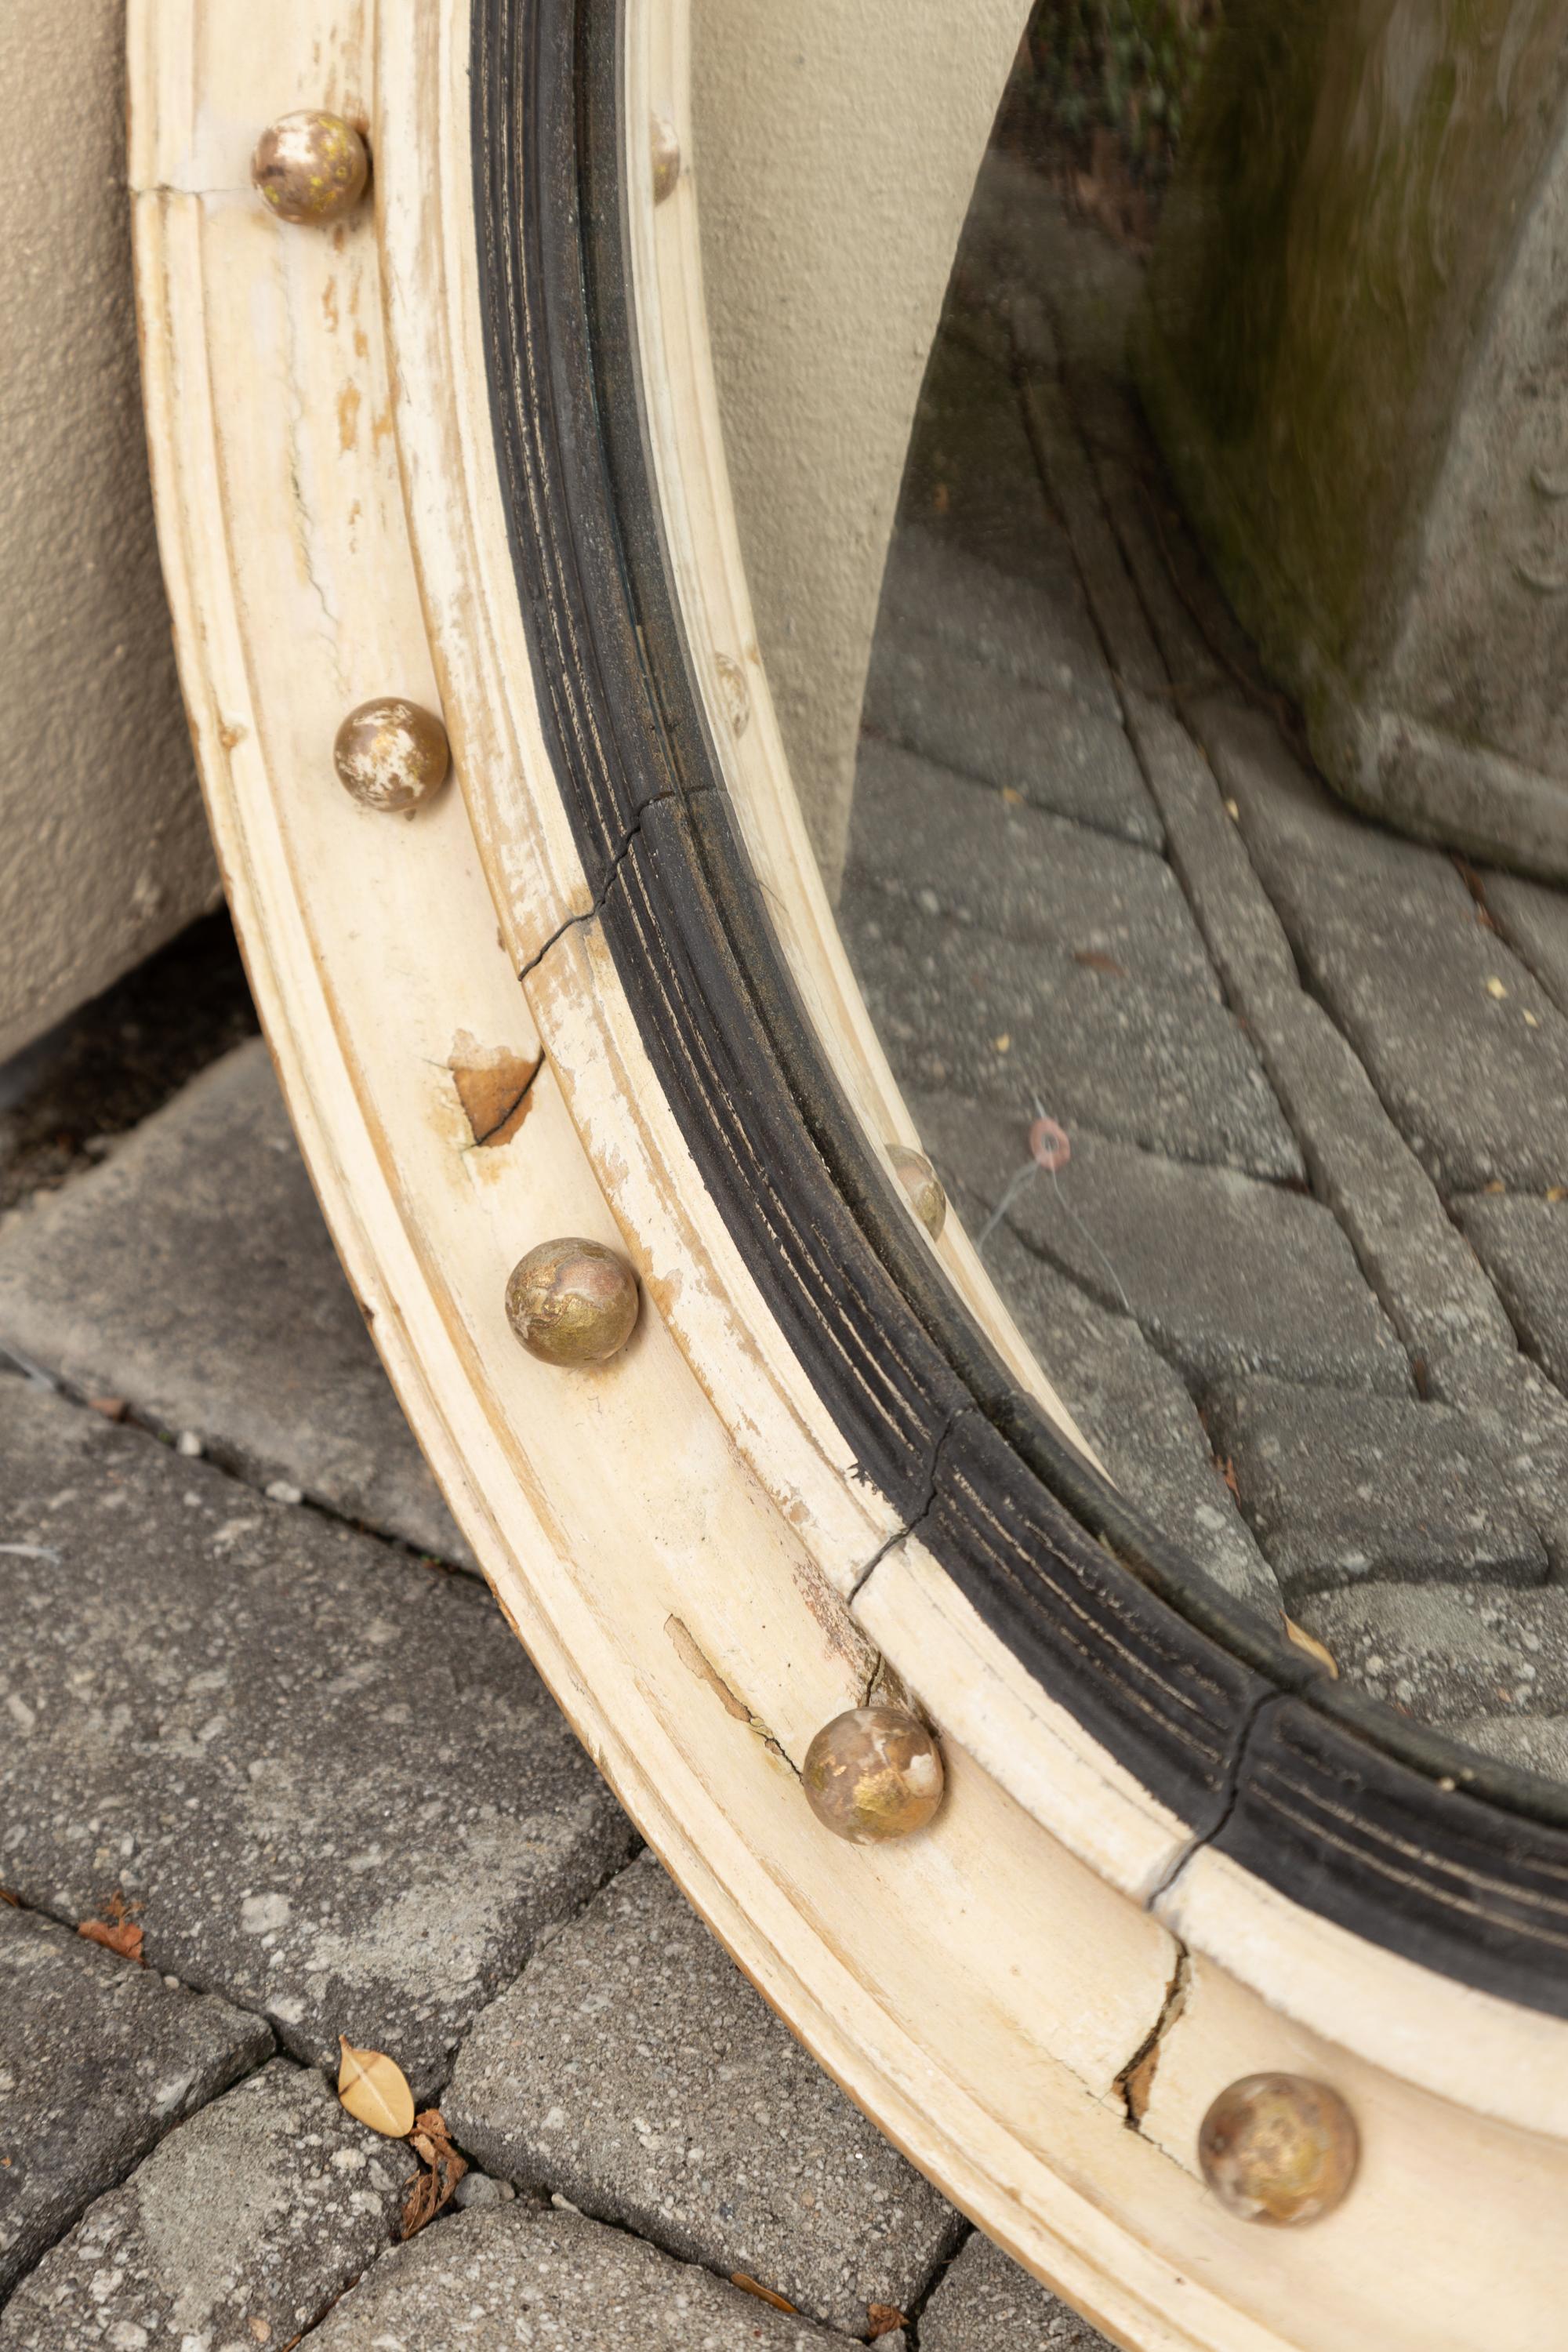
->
[[692, 0, 1033, 894], [0, 10, 218, 1064]]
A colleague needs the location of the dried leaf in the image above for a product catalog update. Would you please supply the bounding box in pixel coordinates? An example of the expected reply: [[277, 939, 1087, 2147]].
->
[[400, 2107, 468, 2239], [1283, 1617, 1338, 1679], [1073, 949, 1127, 977], [336, 2038, 416, 2138], [1218, 1455, 1241, 1501], [868, 2306, 908, 2339], [87, 1396, 127, 1421], [78, 1917, 145, 1965], [730, 2274, 797, 2314], [1548, 1187, 1567, 1203]]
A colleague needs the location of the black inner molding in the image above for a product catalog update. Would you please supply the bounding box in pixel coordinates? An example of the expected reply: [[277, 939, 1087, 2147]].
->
[[471, 0, 1568, 2015]]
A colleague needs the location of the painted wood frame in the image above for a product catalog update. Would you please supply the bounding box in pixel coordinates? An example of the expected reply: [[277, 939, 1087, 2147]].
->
[[129, 0, 1568, 2342]]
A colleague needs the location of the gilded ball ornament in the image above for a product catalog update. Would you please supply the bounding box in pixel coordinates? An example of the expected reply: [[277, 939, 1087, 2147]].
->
[[802, 1704, 945, 1843], [1198, 2073, 1359, 2226], [332, 699, 450, 815], [505, 1238, 641, 1367], [252, 111, 369, 226], [888, 1145, 946, 1238]]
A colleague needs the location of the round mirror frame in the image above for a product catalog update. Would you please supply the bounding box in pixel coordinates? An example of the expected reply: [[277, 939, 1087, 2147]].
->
[[131, 0, 1568, 2342]]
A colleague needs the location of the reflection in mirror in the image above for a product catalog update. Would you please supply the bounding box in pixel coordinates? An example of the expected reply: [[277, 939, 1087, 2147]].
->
[[808, 3, 1568, 1788]]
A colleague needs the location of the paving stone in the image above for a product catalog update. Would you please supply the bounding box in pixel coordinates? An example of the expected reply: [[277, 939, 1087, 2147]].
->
[[862, 619, 1160, 850], [841, 905, 1300, 1181], [911, 1107, 1280, 1619], [1426, 1345, 1568, 1576], [912, 1096, 1403, 1397], [308, 2201, 845, 2352], [0, 2058, 405, 2348], [1484, 866, 1568, 1014], [877, 522, 1119, 720], [0, 1377, 634, 2096], [1249, 988, 1518, 1367], [0, 1904, 270, 2297], [846, 740, 1216, 996], [1037, 350, 1523, 1367], [1292, 1584, 1568, 1729], [1193, 697, 1568, 1196], [1432, 1712, 1568, 1782], [445, 1852, 962, 2336], [1025, 369, 1517, 1359], [1207, 1380, 1547, 1601], [898, 325, 1080, 604], [0, 1039, 470, 1565], [1022, 372, 1169, 703], [975, 1221, 1280, 1618], [1119, 691, 1298, 1007], [921, 2230, 1111, 2350], [0, 913, 259, 1218], [1454, 1193, 1568, 1393]]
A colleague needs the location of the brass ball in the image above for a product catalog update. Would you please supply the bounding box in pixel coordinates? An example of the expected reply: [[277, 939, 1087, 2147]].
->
[[505, 1238, 640, 1367], [332, 699, 450, 815], [651, 115, 681, 205], [1198, 2073, 1359, 2226], [888, 1145, 946, 1238], [802, 1705, 944, 1844], [252, 111, 369, 227]]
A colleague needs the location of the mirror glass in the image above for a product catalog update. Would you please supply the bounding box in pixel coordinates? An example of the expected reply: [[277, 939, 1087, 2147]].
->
[[711, 2, 1568, 1786]]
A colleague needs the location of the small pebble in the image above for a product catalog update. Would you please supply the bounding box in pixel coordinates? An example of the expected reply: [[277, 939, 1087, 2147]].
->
[[453, 2172, 516, 2210], [264, 1480, 303, 1505], [176, 1432, 203, 1457]]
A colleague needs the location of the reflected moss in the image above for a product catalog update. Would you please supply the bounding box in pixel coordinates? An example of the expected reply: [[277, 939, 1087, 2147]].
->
[[1006, 0, 1223, 190]]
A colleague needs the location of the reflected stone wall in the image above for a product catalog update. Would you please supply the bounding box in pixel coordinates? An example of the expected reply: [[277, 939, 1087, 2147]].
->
[[1138, 0, 1568, 877]]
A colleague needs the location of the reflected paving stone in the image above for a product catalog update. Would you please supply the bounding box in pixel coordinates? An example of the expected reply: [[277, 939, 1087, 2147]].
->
[[308, 2202, 845, 2352], [1294, 1582, 1568, 1728], [0, 2060, 404, 2349], [914, 1096, 1403, 1398], [921, 2231, 1112, 2350], [977, 1217, 1282, 1619], [900, 328, 1087, 607], [0, 1040, 470, 1565], [0, 1905, 270, 2297], [1436, 1711, 1568, 1781], [1454, 1193, 1568, 1393], [863, 622, 1160, 850], [0, 1379, 634, 2095], [1207, 1379, 1547, 1602], [846, 740, 1216, 997], [1194, 698, 1568, 1196], [1485, 866, 1568, 1011], [445, 1853, 962, 2336], [1425, 1345, 1568, 1576], [877, 522, 1120, 720], [842, 909, 1299, 1182]]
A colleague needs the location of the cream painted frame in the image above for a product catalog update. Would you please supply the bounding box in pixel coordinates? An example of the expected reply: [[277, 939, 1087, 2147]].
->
[[129, 1, 1568, 2343]]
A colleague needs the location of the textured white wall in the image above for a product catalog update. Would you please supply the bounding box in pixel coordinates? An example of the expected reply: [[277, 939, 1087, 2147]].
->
[[0, 9, 218, 1062], [692, 0, 1032, 893]]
